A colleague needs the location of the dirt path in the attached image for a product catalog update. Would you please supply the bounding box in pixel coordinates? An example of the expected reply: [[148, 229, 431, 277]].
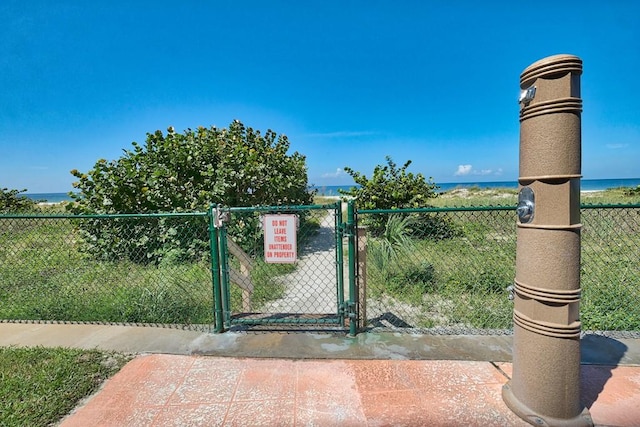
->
[[262, 211, 339, 314]]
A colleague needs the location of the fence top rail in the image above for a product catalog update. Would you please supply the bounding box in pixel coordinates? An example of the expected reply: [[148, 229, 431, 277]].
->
[[581, 203, 640, 209], [357, 203, 640, 214], [357, 206, 516, 214], [0, 212, 210, 219], [222, 202, 340, 213]]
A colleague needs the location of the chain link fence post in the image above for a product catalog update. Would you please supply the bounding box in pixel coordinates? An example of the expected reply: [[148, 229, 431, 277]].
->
[[334, 201, 346, 326], [347, 199, 358, 336], [209, 205, 225, 333]]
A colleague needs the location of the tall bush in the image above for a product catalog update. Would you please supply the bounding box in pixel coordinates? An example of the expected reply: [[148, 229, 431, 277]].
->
[[340, 156, 439, 211], [340, 156, 453, 237], [68, 120, 314, 263]]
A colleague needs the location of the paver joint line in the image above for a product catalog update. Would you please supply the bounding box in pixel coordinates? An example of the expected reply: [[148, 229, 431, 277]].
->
[[490, 361, 512, 380]]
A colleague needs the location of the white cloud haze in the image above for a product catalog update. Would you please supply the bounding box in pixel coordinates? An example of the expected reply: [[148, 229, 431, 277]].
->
[[454, 165, 503, 177], [606, 143, 629, 149], [454, 165, 473, 176], [321, 168, 348, 178]]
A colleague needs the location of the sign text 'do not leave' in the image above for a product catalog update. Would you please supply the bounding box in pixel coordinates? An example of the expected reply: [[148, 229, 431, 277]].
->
[[263, 214, 297, 263]]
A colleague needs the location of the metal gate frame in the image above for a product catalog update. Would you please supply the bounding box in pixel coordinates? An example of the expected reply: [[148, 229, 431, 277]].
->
[[209, 202, 358, 333]]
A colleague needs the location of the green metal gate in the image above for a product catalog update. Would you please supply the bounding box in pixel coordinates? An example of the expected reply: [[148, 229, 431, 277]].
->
[[209, 202, 358, 333]]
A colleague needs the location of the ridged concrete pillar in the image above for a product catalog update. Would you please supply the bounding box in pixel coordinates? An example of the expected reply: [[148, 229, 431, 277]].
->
[[502, 54, 593, 427]]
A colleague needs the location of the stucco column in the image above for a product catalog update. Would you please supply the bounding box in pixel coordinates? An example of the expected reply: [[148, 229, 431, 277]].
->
[[502, 54, 592, 427]]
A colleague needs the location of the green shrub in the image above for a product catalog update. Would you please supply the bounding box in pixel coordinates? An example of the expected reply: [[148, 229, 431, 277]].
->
[[340, 156, 438, 211], [389, 261, 435, 294], [68, 121, 314, 263], [340, 156, 455, 238], [0, 188, 37, 213]]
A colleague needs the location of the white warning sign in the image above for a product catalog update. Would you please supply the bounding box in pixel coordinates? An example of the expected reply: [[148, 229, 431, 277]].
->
[[263, 214, 297, 263]]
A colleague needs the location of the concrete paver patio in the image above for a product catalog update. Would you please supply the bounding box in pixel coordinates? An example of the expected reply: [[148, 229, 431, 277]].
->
[[58, 355, 640, 426], [1, 323, 639, 426]]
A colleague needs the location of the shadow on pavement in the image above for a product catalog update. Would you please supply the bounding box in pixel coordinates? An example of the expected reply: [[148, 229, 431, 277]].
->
[[580, 334, 628, 409]]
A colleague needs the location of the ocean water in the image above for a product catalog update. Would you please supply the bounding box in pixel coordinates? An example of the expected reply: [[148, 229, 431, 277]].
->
[[24, 193, 76, 203], [313, 178, 640, 196], [24, 178, 640, 202]]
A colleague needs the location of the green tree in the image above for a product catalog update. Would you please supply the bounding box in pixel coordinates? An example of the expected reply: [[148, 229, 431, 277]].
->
[[0, 188, 36, 213], [70, 120, 312, 214], [339, 156, 438, 210], [340, 156, 454, 238], [68, 120, 314, 264]]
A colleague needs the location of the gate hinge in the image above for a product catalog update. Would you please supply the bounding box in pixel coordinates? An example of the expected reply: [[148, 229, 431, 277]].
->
[[338, 302, 346, 316], [347, 302, 357, 319]]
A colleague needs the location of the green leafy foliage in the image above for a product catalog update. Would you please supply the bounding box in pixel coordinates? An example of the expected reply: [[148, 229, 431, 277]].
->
[[340, 156, 438, 211], [0, 215, 291, 325], [340, 156, 455, 238], [70, 120, 312, 213], [68, 120, 314, 263], [0, 188, 37, 213], [622, 185, 640, 196], [365, 210, 516, 329]]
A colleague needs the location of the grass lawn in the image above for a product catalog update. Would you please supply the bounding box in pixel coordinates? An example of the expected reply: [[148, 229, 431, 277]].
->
[[0, 346, 131, 426]]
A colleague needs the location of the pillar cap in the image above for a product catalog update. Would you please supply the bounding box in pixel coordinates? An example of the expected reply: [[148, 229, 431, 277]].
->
[[521, 54, 582, 88]]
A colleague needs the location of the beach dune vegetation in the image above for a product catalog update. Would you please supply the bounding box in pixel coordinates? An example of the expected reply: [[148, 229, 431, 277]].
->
[[0, 188, 37, 213]]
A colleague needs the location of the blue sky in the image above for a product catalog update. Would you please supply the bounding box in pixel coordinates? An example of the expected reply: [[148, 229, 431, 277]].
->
[[1, 1, 638, 193]]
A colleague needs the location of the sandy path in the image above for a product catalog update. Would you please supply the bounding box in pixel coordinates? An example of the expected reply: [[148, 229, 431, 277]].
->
[[262, 211, 339, 314]]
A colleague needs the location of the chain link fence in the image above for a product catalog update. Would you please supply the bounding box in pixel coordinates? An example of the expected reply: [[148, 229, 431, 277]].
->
[[1, 204, 638, 335], [358, 205, 640, 336], [581, 205, 640, 335], [358, 207, 516, 334], [0, 213, 213, 330]]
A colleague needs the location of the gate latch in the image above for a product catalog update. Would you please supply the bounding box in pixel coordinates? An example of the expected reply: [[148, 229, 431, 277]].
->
[[340, 222, 353, 238], [213, 206, 229, 228]]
